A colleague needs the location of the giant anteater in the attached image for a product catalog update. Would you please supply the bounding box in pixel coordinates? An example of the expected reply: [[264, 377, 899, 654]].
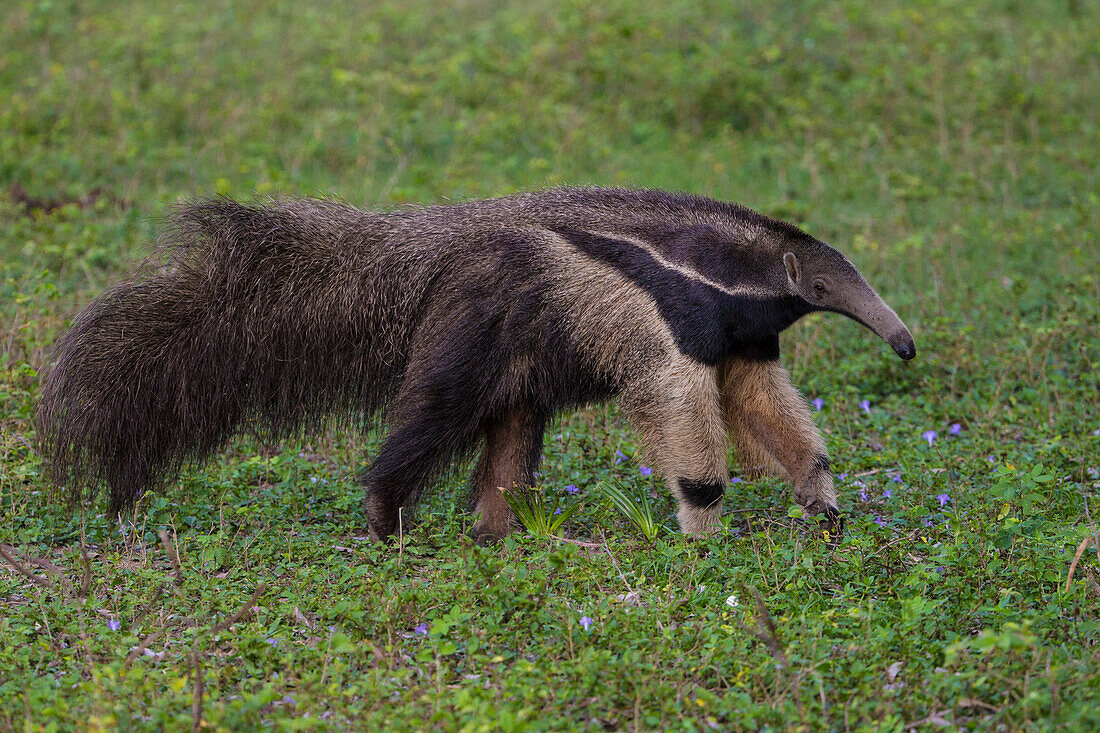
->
[[37, 187, 915, 541]]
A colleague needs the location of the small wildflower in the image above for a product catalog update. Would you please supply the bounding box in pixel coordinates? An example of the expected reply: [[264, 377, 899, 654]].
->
[[852, 479, 866, 488], [108, 618, 121, 632], [579, 616, 593, 631], [949, 423, 962, 435], [882, 488, 893, 499], [859, 489, 868, 501], [812, 397, 824, 411], [725, 594, 739, 608], [988, 455, 995, 463], [873, 515, 887, 527], [266, 638, 279, 647], [860, 400, 871, 415], [730, 477, 742, 484], [936, 493, 950, 507], [414, 623, 428, 636], [838, 472, 848, 481], [892, 474, 903, 483], [922, 430, 937, 445], [565, 484, 579, 495], [553, 507, 562, 515], [640, 465, 653, 477], [615, 450, 628, 464], [280, 695, 297, 707], [923, 517, 934, 527]]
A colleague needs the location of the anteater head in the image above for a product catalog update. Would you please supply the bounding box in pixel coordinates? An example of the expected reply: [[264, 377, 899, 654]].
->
[[780, 239, 915, 360]]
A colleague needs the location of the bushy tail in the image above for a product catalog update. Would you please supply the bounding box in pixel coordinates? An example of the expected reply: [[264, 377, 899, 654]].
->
[[37, 198, 399, 514]]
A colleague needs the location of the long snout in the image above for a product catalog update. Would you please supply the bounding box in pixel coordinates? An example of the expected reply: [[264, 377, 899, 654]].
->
[[836, 287, 916, 360]]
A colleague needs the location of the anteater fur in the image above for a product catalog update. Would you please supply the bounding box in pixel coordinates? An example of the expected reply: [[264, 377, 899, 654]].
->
[[37, 187, 915, 541]]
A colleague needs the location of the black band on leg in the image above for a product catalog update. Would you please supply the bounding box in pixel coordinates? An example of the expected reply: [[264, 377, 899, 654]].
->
[[679, 478, 725, 509]]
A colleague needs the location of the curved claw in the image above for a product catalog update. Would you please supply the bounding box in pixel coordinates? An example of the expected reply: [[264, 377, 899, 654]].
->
[[822, 505, 845, 543]]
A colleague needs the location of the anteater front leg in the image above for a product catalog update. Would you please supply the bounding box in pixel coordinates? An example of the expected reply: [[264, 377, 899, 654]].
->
[[626, 359, 730, 535], [469, 406, 547, 543], [719, 357, 839, 522]]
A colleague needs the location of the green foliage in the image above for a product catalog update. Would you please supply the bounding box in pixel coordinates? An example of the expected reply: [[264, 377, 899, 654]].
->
[[500, 486, 578, 539], [989, 462, 1055, 514], [598, 479, 662, 543], [2, 0, 1099, 730]]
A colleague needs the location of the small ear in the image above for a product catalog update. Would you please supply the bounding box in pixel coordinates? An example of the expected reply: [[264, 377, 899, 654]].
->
[[783, 252, 801, 287]]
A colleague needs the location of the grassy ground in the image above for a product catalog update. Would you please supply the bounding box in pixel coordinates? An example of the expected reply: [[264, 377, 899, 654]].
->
[[2, 0, 1098, 729]]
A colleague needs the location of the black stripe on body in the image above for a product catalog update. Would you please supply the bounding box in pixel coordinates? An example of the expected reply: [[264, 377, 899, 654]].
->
[[552, 228, 808, 365]]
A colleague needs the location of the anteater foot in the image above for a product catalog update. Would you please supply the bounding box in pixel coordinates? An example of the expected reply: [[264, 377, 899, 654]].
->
[[800, 501, 844, 541], [469, 515, 517, 545], [365, 492, 399, 543]]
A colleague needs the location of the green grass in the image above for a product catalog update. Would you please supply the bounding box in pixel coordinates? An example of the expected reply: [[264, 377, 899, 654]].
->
[[2, 0, 1099, 729]]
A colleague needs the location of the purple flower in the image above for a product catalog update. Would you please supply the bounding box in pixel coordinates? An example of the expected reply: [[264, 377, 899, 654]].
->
[[812, 397, 824, 411], [988, 455, 995, 463], [860, 400, 871, 415], [266, 638, 279, 647], [565, 484, 579, 495], [553, 507, 562, 515], [859, 489, 869, 501], [414, 623, 428, 636], [882, 488, 893, 499], [949, 423, 962, 435], [922, 430, 937, 446], [838, 472, 848, 481], [615, 450, 628, 464], [923, 517, 934, 527], [873, 515, 887, 527], [852, 479, 866, 488], [892, 474, 903, 483], [730, 477, 742, 484], [107, 618, 121, 632], [640, 466, 653, 477], [579, 616, 593, 631], [280, 694, 297, 707], [936, 493, 950, 507]]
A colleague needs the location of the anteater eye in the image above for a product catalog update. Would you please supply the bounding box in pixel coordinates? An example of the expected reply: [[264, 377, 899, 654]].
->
[[813, 280, 826, 294]]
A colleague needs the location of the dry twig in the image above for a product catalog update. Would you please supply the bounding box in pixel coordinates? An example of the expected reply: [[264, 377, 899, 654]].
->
[[210, 583, 266, 635], [191, 650, 204, 732], [158, 529, 184, 587], [0, 544, 61, 594], [1064, 534, 1097, 593]]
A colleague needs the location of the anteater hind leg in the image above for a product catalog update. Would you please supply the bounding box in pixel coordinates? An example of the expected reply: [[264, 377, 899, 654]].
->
[[625, 358, 730, 535], [365, 397, 482, 542], [720, 357, 838, 521], [468, 406, 547, 544]]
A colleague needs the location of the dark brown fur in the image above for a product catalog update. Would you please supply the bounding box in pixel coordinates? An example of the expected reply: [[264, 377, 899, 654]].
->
[[36, 187, 914, 539]]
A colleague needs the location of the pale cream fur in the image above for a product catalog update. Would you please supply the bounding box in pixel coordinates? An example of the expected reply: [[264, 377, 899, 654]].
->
[[621, 357, 730, 534], [719, 358, 836, 514]]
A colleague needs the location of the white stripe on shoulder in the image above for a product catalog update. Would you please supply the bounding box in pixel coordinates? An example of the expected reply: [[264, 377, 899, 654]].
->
[[588, 230, 767, 299]]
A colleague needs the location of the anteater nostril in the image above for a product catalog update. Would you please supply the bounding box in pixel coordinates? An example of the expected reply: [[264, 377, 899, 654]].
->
[[894, 339, 916, 360]]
